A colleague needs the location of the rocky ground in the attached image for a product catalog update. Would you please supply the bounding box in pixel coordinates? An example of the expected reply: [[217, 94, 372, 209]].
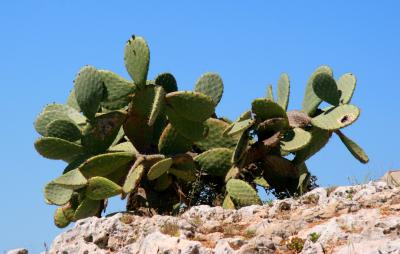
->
[[8, 178, 400, 254]]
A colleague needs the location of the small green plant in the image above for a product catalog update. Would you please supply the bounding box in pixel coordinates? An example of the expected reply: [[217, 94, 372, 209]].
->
[[286, 237, 305, 253], [243, 228, 257, 239], [34, 34, 369, 228], [309, 232, 320, 243], [160, 221, 180, 237]]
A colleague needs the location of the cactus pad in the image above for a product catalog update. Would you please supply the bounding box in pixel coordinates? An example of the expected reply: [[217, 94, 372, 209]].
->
[[82, 111, 127, 154], [147, 158, 173, 180], [277, 73, 290, 110], [266, 84, 274, 101], [312, 72, 340, 106], [251, 99, 287, 121], [165, 106, 208, 141], [337, 73, 356, 104], [35, 137, 84, 162], [74, 65, 105, 119], [222, 195, 235, 209], [194, 72, 224, 106], [86, 176, 122, 200], [73, 198, 101, 220], [54, 207, 70, 228], [195, 118, 239, 150], [53, 169, 88, 189], [232, 130, 249, 163], [302, 65, 333, 116], [253, 177, 270, 188], [293, 127, 332, 164], [168, 167, 196, 182], [46, 119, 82, 141], [336, 130, 369, 163], [166, 91, 215, 122], [44, 182, 73, 205], [226, 179, 261, 206], [122, 158, 145, 194], [281, 128, 312, 152], [155, 72, 178, 93], [80, 152, 134, 177], [98, 70, 136, 110], [158, 124, 192, 155], [194, 148, 233, 176], [311, 104, 360, 130], [109, 142, 139, 155], [124, 35, 150, 88], [148, 86, 166, 126]]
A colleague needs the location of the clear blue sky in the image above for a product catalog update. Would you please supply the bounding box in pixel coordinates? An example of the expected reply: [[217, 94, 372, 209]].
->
[[1, 1, 399, 252]]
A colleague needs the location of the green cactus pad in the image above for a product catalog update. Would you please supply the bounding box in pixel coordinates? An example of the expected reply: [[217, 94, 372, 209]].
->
[[46, 119, 82, 142], [194, 72, 224, 106], [109, 142, 139, 155], [154, 173, 173, 192], [34, 137, 84, 163], [226, 179, 261, 206], [98, 70, 136, 110], [147, 158, 173, 180], [74, 65, 105, 119], [266, 84, 274, 101], [293, 127, 332, 165], [148, 86, 166, 126], [232, 130, 249, 164], [222, 195, 235, 209], [277, 73, 290, 110], [86, 177, 122, 200], [311, 104, 360, 130], [302, 65, 333, 116], [337, 73, 356, 104], [74, 198, 101, 220], [44, 182, 73, 205], [194, 148, 233, 176], [172, 154, 196, 170], [312, 72, 340, 106], [281, 128, 312, 152], [53, 169, 88, 189], [195, 118, 239, 150], [54, 207, 70, 228], [124, 35, 150, 88], [35, 104, 86, 136], [251, 99, 287, 121], [168, 167, 197, 182], [66, 89, 81, 111], [225, 166, 240, 182], [122, 158, 145, 194], [81, 111, 127, 154], [253, 177, 270, 188], [336, 130, 369, 163], [158, 124, 192, 155], [111, 127, 125, 146], [155, 72, 178, 93], [165, 107, 208, 141], [166, 91, 215, 122], [223, 111, 253, 136], [80, 152, 134, 177], [61, 203, 76, 222]]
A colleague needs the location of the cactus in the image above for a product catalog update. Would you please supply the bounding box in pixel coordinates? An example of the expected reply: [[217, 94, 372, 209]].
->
[[226, 179, 261, 207], [194, 72, 224, 106], [194, 148, 233, 176], [311, 104, 360, 130], [34, 35, 368, 227], [124, 35, 150, 88], [86, 177, 122, 200], [74, 66, 105, 119]]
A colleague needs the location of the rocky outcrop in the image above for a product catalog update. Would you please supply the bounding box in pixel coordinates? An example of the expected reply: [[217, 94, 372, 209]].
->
[[43, 180, 400, 254]]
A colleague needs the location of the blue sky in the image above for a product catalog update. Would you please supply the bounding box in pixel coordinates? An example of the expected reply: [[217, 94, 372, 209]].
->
[[1, 1, 399, 252]]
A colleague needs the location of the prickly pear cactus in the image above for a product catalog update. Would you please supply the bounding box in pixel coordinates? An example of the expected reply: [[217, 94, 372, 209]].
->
[[34, 35, 368, 228]]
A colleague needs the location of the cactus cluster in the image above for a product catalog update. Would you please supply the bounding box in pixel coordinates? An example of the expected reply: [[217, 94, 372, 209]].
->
[[34, 35, 368, 228]]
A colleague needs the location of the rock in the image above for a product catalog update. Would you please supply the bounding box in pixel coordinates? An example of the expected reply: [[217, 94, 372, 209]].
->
[[43, 180, 400, 253], [6, 249, 28, 254]]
